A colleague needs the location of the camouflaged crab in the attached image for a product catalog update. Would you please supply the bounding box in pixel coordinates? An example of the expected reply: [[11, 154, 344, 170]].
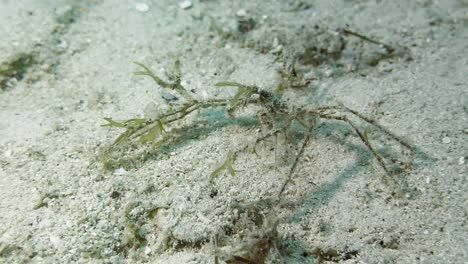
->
[[100, 59, 412, 198]]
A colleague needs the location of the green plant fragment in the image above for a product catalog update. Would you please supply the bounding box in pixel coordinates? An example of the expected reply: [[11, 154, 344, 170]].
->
[[216, 81, 256, 116], [215, 81, 246, 88], [133, 62, 168, 87], [0, 52, 36, 90], [123, 118, 146, 127], [139, 120, 165, 143], [134, 61, 194, 102], [209, 151, 240, 180], [102, 117, 126, 128], [102, 118, 147, 145]]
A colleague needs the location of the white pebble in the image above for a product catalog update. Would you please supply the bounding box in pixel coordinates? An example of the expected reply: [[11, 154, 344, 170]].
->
[[178, 0, 192, 9], [135, 3, 149, 13], [144, 246, 152, 255], [459, 156, 465, 165], [57, 41, 68, 50], [3, 148, 12, 157], [271, 44, 283, 54], [41, 63, 50, 71], [236, 9, 247, 17], [442, 137, 451, 144], [113, 167, 128, 176], [272, 37, 279, 47], [49, 235, 62, 248]]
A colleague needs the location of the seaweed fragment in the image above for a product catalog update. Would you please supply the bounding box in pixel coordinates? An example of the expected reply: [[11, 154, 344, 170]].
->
[[210, 151, 241, 180], [0, 53, 36, 90], [134, 60, 194, 102]]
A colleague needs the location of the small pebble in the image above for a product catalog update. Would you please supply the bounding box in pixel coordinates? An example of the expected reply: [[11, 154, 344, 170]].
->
[[378, 61, 393, 73], [178, 0, 192, 9], [459, 156, 465, 165], [161, 92, 178, 102], [57, 41, 68, 50], [144, 246, 152, 255], [135, 3, 149, 13], [273, 38, 279, 47], [40, 64, 50, 71], [271, 44, 283, 54], [236, 9, 247, 17], [3, 148, 12, 158], [442, 137, 451, 144], [323, 68, 334, 77], [49, 235, 61, 248], [113, 168, 128, 176]]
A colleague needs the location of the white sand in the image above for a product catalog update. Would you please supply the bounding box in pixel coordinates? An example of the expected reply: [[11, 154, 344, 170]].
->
[[0, 1, 466, 263]]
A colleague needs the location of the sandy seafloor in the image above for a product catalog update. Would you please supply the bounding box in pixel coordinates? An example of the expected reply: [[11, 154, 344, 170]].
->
[[0, 0, 467, 263]]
